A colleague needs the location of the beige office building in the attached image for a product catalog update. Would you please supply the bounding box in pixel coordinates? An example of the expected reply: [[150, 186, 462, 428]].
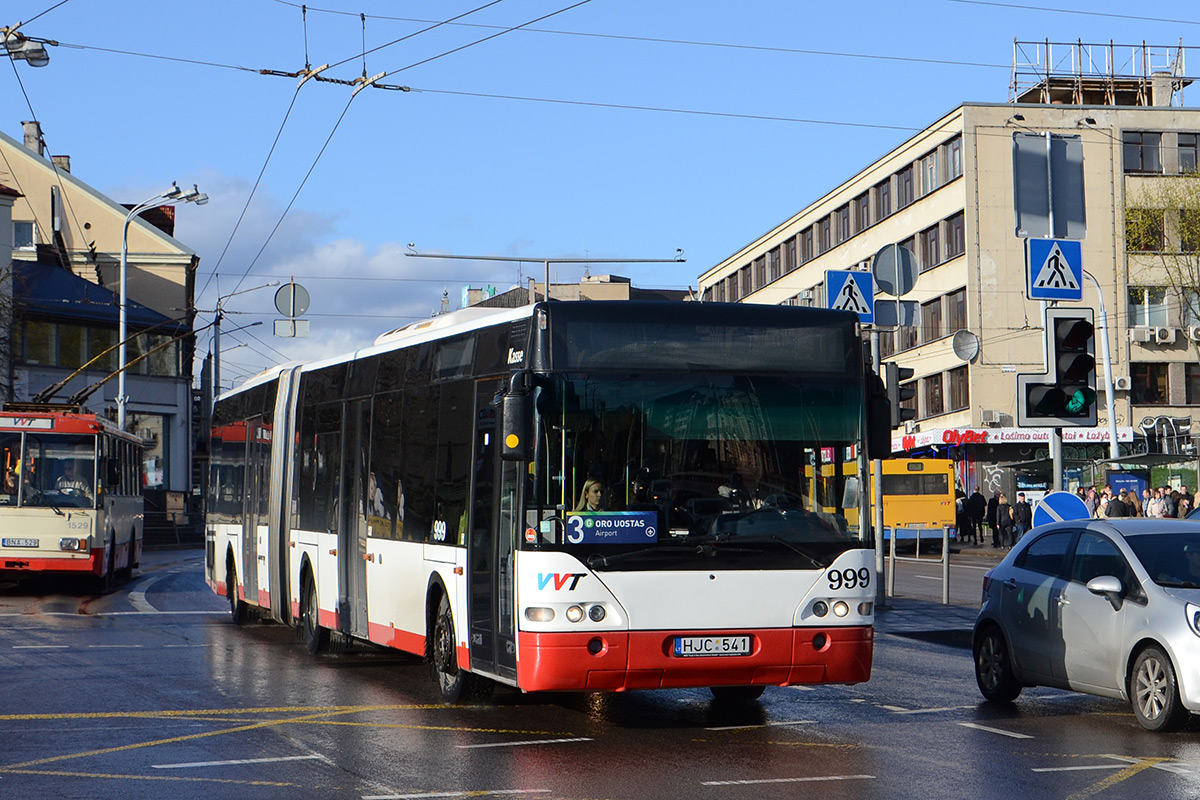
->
[[698, 43, 1200, 495]]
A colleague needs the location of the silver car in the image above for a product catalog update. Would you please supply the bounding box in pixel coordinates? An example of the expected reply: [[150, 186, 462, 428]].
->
[[973, 518, 1200, 731]]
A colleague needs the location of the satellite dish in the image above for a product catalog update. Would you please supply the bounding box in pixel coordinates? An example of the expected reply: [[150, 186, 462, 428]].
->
[[952, 329, 980, 362]]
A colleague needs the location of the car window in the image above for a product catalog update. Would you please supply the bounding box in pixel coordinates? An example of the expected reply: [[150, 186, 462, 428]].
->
[[1014, 531, 1073, 577], [1070, 532, 1142, 601]]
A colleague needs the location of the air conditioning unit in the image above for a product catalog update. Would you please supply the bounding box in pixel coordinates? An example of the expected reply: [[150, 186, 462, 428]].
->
[[1129, 326, 1153, 343], [1187, 325, 1200, 342], [981, 409, 1002, 426], [1155, 326, 1178, 345], [1113, 376, 1132, 391]]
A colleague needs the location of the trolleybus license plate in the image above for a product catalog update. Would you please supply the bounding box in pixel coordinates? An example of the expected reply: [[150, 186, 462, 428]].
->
[[673, 635, 750, 657], [2, 538, 38, 548]]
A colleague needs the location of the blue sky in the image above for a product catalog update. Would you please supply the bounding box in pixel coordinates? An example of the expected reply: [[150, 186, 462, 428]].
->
[[5, 0, 1197, 386]]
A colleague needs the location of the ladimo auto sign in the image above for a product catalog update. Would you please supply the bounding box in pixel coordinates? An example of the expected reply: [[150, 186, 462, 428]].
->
[[894, 426, 1134, 452]]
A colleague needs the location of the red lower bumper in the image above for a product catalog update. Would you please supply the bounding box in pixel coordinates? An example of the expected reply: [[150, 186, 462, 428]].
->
[[1, 552, 99, 574], [516, 626, 873, 692]]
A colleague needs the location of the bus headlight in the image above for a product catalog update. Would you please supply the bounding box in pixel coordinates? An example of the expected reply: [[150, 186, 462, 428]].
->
[[565, 605, 585, 623], [59, 538, 86, 551], [524, 607, 554, 622], [832, 601, 850, 617], [811, 601, 829, 617], [588, 604, 606, 622]]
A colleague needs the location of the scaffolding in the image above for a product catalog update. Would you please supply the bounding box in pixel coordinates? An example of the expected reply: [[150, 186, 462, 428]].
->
[[1011, 39, 1192, 107]]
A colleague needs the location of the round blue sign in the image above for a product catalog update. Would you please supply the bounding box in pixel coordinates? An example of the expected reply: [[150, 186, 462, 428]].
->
[[1031, 490, 1091, 528]]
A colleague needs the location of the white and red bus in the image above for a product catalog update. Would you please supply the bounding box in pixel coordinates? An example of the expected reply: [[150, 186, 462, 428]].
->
[[0, 405, 143, 588], [206, 301, 883, 702]]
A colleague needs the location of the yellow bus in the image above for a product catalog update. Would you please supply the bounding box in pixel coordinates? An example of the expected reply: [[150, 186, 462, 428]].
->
[[876, 458, 957, 540]]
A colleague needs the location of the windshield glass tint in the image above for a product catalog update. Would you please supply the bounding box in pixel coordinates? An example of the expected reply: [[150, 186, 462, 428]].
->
[[1126, 532, 1200, 588], [20, 434, 97, 509], [534, 373, 866, 570]]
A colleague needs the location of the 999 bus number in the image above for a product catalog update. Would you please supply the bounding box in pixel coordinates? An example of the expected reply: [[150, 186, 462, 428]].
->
[[827, 567, 871, 591]]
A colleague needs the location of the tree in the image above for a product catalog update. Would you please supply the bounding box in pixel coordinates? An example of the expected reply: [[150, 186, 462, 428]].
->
[[1124, 172, 1200, 352]]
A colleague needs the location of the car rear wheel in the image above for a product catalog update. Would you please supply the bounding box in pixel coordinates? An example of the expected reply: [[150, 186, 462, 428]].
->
[[974, 625, 1021, 703], [1131, 645, 1190, 732]]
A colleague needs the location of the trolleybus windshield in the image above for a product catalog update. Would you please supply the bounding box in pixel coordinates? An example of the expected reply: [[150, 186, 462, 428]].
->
[[534, 371, 866, 571], [0, 432, 96, 509]]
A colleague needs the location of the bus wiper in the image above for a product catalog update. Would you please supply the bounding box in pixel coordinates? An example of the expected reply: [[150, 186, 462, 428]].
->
[[717, 533, 825, 569], [587, 544, 717, 568]]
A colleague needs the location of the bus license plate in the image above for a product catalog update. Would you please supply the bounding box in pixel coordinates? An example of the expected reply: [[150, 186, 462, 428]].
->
[[2, 538, 38, 548], [673, 635, 751, 657]]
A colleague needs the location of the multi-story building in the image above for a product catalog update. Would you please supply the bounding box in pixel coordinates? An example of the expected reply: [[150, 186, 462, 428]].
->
[[0, 121, 199, 517], [698, 42, 1200, 497]]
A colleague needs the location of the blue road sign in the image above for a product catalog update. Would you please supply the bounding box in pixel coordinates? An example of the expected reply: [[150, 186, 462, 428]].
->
[[1028, 239, 1083, 301], [826, 270, 874, 323], [1031, 490, 1091, 528]]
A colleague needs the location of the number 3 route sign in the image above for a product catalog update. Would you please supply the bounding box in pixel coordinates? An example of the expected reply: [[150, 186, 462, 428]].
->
[[826, 270, 874, 324]]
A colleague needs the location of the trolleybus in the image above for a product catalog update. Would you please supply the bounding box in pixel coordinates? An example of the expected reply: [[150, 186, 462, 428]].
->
[[878, 458, 957, 541], [206, 301, 884, 702], [0, 404, 144, 588]]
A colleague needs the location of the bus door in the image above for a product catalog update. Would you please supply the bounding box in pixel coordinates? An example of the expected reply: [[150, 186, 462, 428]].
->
[[468, 381, 518, 682], [339, 399, 370, 638], [240, 421, 260, 608]]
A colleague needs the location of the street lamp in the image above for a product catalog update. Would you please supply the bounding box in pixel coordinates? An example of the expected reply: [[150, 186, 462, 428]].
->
[[117, 182, 208, 430]]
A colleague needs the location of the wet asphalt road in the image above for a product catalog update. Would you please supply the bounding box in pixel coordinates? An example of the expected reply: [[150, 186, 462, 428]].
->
[[3, 549, 1200, 800]]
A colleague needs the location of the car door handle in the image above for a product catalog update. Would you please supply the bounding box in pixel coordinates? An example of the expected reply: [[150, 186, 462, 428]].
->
[[1003, 578, 1017, 590], [1057, 595, 1070, 606]]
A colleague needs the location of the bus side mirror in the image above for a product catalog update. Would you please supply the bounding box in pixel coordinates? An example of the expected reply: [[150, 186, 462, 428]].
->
[[501, 372, 533, 461]]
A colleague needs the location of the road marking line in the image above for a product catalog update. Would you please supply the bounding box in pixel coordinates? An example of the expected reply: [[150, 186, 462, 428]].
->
[[706, 720, 815, 730], [89, 644, 144, 649], [457, 737, 592, 749], [894, 705, 975, 715], [1033, 765, 1125, 773], [153, 754, 323, 770], [363, 790, 551, 800], [702, 774, 874, 786], [12, 645, 69, 649], [958, 722, 1034, 739], [1066, 757, 1169, 800]]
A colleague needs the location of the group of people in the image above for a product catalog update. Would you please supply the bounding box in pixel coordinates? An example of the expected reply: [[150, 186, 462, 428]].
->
[[957, 488, 1032, 549], [1082, 484, 1193, 520]]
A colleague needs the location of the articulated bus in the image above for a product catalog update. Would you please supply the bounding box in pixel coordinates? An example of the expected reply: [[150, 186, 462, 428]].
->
[[0, 405, 144, 587], [206, 301, 882, 702]]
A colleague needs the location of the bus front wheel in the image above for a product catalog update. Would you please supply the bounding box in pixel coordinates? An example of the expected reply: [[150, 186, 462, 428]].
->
[[300, 569, 328, 655], [431, 595, 492, 704]]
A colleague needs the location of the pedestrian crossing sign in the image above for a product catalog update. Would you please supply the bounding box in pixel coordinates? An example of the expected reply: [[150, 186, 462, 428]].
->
[[825, 269, 874, 323], [1027, 239, 1083, 301]]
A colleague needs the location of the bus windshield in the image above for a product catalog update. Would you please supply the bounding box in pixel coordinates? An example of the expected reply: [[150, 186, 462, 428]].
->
[[533, 372, 867, 571], [0, 433, 97, 509]]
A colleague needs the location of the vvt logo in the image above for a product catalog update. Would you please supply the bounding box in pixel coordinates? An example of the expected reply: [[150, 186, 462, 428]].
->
[[537, 572, 585, 591]]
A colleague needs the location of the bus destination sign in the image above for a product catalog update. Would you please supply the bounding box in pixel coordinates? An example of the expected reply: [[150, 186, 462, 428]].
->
[[565, 511, 657, 545]]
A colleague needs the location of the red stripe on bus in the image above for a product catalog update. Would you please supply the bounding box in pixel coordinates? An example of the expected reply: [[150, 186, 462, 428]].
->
[[1, 554, 101, 573], [515, 627, 873, 692], [366, 622, 425, 656]]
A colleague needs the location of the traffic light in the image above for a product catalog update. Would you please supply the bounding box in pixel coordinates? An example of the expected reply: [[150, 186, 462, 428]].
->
[[1017, 308, 1097, 427], [885, 361, 916, 429]]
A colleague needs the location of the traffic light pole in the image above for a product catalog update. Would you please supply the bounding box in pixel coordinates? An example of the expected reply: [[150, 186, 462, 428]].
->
[[1083, 270, 1120, 460]]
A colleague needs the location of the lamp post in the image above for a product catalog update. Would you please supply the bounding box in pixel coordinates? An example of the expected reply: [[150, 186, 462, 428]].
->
[[117, 182, 207, 430], [203, 282, 279, 402]]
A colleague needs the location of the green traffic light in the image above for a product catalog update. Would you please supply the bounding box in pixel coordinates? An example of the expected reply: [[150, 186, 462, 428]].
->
[[1065, 387, 1097, 414]]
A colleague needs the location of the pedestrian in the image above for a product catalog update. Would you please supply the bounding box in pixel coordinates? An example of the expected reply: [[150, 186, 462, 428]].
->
[[1162, 486, 1177, 519], [1084, 487, 1099, 517], [968, 487, 986, 545], [997, 493, 1015, 547], [987, 491, 1000, 548], [1180, 485, 1193, 513], [1171, 490, 1182, 519], [1127, 488, 1143, 517], [1146, 488, 1165, 518], [1012, 492, 1032, 544], [1106, 489, 1130, 518]]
